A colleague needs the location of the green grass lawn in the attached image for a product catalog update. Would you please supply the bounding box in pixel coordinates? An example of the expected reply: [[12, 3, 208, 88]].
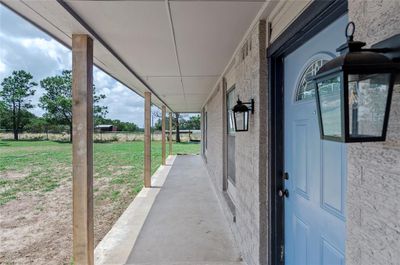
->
[[0, 140, 200, 205]]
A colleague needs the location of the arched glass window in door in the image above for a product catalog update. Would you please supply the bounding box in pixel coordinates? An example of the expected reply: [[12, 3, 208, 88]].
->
[[296, 58, 329, 101]]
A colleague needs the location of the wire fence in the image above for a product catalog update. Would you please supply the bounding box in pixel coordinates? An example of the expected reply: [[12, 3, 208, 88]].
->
[[0, 129, 201, 142]]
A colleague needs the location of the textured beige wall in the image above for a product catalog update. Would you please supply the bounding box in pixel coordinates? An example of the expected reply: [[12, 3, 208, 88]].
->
[[232, 20, 267, 265], [204, 20, 267, 265], [347, 1, 400, 265], [204, 83, 224, 191]]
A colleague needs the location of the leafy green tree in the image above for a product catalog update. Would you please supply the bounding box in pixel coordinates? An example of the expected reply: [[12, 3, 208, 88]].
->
[[95, 117, 139, 131], [115, 120, 139, 131], [180, 115, 200, 130], [39, 70, 108, 142], [0, 70, 37, 140], [155, 114, 200, 131], [0, 103, 37, 133], [153, 118, 163, 131], [17, 110, 36, 132], [0, 100, 6, 111], [189, 115, 201, 130], [0, 100, 10, 130], [25, 116, 49, 133]]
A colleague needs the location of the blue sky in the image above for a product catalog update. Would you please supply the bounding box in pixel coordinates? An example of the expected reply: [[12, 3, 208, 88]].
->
[[0, 4, 160, 127]]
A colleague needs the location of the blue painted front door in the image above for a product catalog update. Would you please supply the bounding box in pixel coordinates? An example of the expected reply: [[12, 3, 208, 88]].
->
[[284, 15, 348, 265]]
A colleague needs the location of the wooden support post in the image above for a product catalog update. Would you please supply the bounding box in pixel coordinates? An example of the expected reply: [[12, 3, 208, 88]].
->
[[161, 106, 166, 165], [144, 92, 151, 188], [169, 112, 173, 155], [72, 34, 94, 265]]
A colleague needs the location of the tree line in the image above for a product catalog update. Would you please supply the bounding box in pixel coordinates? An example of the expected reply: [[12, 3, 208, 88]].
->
[[153, 114, 200, 131], [151, 111, 200, 143], [0, 70, 200, 142], [1, 70, 129, 141]]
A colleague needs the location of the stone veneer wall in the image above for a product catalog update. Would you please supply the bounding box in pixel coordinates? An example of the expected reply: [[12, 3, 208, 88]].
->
[[203, 20, 267, 265], [204, 83, 224, 191], [347, 1, 400, 265]]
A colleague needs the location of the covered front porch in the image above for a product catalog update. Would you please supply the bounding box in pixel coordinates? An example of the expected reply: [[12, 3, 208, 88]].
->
[[95, 155, 242, 265], [4, 1, 399, 265]]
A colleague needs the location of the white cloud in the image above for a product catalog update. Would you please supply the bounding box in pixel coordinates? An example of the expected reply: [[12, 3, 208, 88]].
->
[[0, 60, 6, 73], [19, 37, 71, 70], [94, 68, 110, 85]]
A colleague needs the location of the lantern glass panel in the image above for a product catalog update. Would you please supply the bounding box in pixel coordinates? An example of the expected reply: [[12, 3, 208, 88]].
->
[[227, 89, 236, 134], [317, 75, 342, 138], [234, 111, 249, 131], [348, 73, 391, 138]]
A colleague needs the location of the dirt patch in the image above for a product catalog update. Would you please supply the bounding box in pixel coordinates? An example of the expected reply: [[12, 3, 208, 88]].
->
[[0, 177, 136, 265], [0, 171, 28, 180]]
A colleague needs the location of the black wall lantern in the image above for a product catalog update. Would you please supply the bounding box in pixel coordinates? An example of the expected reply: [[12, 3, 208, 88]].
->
[[311, 22, 399, 142], [232, 98, 254, 132]]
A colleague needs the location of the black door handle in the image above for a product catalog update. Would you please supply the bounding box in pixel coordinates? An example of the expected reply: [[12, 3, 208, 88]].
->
[[278, 189, 289, 198]]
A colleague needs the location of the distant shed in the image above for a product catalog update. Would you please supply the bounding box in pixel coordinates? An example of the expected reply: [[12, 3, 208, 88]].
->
[[95, 125, 117, 132]]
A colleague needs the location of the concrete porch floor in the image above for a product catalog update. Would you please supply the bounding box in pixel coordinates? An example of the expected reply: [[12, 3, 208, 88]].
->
[[96, 155, 243, 265]]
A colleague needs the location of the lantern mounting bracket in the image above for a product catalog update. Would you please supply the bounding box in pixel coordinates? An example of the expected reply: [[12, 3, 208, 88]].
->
[[370, 33, 400, 61], [242, 99, 255, 114]]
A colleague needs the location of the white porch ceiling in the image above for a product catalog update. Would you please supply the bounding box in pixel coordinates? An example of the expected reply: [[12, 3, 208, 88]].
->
[[2, 0, 265, 112]]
